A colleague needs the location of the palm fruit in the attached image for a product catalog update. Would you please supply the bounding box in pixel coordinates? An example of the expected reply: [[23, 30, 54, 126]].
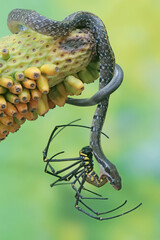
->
[[0, 28, 100, 142], [63, 75, 84, 96]]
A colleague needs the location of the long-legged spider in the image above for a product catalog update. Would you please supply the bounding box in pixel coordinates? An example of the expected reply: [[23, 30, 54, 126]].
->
[[43, 120, 142, 220]]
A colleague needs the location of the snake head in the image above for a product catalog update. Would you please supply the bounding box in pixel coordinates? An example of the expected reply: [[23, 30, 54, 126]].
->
[[99, 164, 122, 190]]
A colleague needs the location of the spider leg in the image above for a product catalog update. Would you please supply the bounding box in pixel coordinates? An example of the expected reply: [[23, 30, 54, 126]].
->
[[73, 173, 142, 219], [50, 164, 83, 187], [50, 171, 85, 187], [72, 172, 108, 200], [53, 160, 82, 175], [76, 177, 103, 197], [45, 149, 81, 176], [46, 151, 65, 162], [49, 157, 82, 162], [43, 119, 81, 160], [77, 198, 127, 216], [45, 158, 82, 182], [76, 198, 142, 221], [45, 156, 81, 173], [80, 186, 103, 197], [66, 64, 123, 107], [44, 162, 62, 179], [97, 200, 128, 215], [73, 186, 108, 200], [44, 153, 64, 176], [45, 168, 62, 178]]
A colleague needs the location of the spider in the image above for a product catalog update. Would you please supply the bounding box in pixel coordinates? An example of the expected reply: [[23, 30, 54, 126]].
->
[[43, 119, 142, 220]]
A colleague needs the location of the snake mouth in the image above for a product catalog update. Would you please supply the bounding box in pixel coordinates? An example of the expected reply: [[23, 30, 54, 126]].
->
[[99, 165, 122, 190], [99, 174, 121, 190], [101, 173, 121, 191], [111, 178, 122, 191], [112, 184, 121, 191], [102, 168, 122, 191]]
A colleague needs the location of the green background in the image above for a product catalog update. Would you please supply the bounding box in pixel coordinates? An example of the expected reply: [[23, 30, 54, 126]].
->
[[0, 0, 159, 240]]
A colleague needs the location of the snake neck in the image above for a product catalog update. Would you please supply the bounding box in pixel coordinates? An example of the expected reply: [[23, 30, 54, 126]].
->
[[90, 95, 121, 190], [90, 97, 109, 166]]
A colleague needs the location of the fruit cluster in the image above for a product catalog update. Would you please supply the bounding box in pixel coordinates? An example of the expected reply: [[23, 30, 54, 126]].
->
[[0, 29, 100, 142]]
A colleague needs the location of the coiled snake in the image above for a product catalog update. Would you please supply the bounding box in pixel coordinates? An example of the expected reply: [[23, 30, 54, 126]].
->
[[8, 9, 123, 190]]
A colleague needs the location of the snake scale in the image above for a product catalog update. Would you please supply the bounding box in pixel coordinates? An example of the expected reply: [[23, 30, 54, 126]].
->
[[8, 9, 122, 190]]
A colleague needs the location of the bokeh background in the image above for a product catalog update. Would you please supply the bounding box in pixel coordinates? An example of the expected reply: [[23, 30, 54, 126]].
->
[[0, 0, 159, 239]]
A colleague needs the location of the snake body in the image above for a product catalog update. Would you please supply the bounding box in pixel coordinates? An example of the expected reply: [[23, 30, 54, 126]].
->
[[8, 9, 121, 190]]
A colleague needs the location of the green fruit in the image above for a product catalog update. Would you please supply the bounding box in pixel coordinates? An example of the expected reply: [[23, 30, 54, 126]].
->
[[0, 29, 95, 87], [0, 28, 99, 142]]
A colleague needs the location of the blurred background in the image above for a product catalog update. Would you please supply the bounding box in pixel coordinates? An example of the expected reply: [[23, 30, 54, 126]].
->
[[0, 0, 159, 239]]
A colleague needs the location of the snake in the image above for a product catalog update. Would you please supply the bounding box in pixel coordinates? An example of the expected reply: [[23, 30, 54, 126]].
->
[[7, 9, 123, 190]]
